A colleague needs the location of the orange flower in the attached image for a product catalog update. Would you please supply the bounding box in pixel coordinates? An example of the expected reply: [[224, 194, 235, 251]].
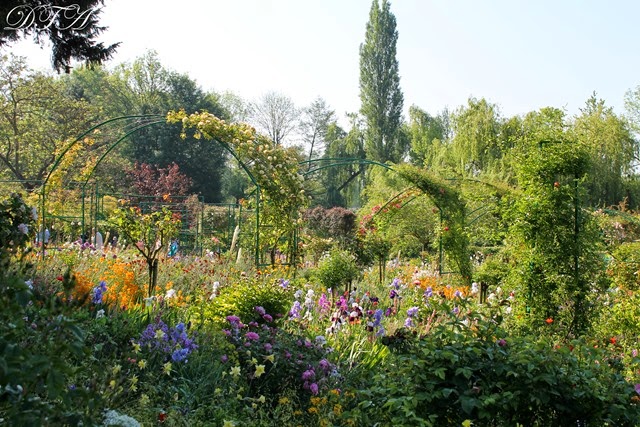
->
[[610, 336, 617, 345], [545, 317, 554, 324]]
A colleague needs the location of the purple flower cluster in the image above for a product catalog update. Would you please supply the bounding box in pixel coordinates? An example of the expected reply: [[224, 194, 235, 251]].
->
[[317, 293, 331, 314], [92, 281, 107, 304], [300, 357, 337, 396], [137, 319, 198, 363]]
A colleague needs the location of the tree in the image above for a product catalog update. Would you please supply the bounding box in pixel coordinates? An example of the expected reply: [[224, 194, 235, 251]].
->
[[220, 91, 251, 123], [408, 105, 450, 167], [359, 0, 405, 164], [0, 55, 97, 189], [250, 91, 299, 145], [321, 114, 367, 207], [574, 94, 637, 206], [449, 97, 502, 177], [127, 162, 192, 198], [300, 97, 335, 168], [64, 51, 230, 202], [0, 0, 119, 73]]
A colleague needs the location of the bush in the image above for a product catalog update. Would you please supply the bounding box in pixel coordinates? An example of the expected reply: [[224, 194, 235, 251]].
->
[[194, 278, 292, 327], [316, 248, 360, 294], [343, 297, 640, 426]]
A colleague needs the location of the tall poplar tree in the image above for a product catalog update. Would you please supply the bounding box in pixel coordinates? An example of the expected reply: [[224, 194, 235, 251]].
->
[[359, 0, 405, 164]]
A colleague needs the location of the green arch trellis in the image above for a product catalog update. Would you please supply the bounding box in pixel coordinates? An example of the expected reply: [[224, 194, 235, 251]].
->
[[39, 114, 263, 265]]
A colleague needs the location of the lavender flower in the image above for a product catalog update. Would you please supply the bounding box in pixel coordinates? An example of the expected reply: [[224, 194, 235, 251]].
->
[[302, 369, 315, 381], [407, 306, 419, 317], [289, 301, 302, 319], [92, 281, 107, 304], [424, 287, 433, 299], [310, 383, 319, 395]]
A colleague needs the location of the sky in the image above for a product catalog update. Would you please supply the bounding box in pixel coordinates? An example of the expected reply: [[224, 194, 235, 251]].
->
[[6, 0, 640, 126]]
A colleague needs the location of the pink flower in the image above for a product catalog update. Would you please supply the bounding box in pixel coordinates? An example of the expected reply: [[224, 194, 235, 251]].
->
[[310, 383, 319, 395]]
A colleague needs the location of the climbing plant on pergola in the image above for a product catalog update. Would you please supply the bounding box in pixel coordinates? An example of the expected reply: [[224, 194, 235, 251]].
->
[[168, 110, 308, 265], [39, 111, 307, 267]]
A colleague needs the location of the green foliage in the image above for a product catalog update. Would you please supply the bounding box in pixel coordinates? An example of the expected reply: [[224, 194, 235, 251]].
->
[[171, 110, 308, 262], [195, 279, 293, 327], [0, 195, 100, 426], [574, 94, 637, 206], [607, 241, 640, 290], [344, 298, 640, 426], [0, 193, 36, 273], [316, 248, 360, 293], [109, 204, 181, 297], [397, 164, 472, 284], [0, 55, 98, 189], [505, 140, 607, 335], [359, 0, 405, 163]]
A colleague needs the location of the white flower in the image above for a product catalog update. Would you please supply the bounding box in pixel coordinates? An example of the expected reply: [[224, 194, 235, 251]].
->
[[17, 223, 28, 235], [143, 296, 155, 307], [471, 282, 479, 295], [103, 409, 141, 427], [31, 207, 38, 221], [165, 289, 176, 299], [25, 280, 33, 290], [96, 309, 105, 319], [315, 335, 327, 346]]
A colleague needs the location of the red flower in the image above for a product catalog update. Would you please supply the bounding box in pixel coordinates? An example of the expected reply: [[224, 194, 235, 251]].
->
[[610, 337, 617, 345], [158, 412, 167, 422], [545, 317, 553, 324], [56, 275, 63, 281]]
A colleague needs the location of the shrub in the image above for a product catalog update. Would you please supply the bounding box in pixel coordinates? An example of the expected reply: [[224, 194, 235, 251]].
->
[[316, 248, 360, 294], [193, 278, 292, 327], [342, 297, 640, 426]]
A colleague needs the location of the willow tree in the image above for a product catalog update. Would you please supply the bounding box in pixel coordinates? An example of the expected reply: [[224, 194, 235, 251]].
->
[[359, 0, 405, 164]]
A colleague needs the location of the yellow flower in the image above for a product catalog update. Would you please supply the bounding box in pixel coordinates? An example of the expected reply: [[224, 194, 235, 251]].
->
[[155, 329, 166, 339], [132, 342, 141, 353], [214, 388, 222, 396], [140, 394, 150, 406], [251, 357, 258, 365], [254, 364, 266, 378], [223, 421, 235, 427], [462, 420, 473, 427], [258, 395, 266, 404], [130, 374, 138, 386], [333, 404, 343, 416], [264, 354, 275, 363], [109, 379, 116, 388], [163, 361, 172, 376], [138, 359, 147, 369], [230, 366, 241, 378], [308, 407, 319, 414], [112, 364, 121, 375], [278, 397, 290, 405]]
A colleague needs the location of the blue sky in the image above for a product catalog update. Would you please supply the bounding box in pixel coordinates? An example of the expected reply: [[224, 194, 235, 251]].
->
[[8, 0, 640, 125]]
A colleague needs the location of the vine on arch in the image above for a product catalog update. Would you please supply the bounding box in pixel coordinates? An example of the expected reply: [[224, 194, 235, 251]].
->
[[167, 110, 308, 262], [396, 164, 472, 285]]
